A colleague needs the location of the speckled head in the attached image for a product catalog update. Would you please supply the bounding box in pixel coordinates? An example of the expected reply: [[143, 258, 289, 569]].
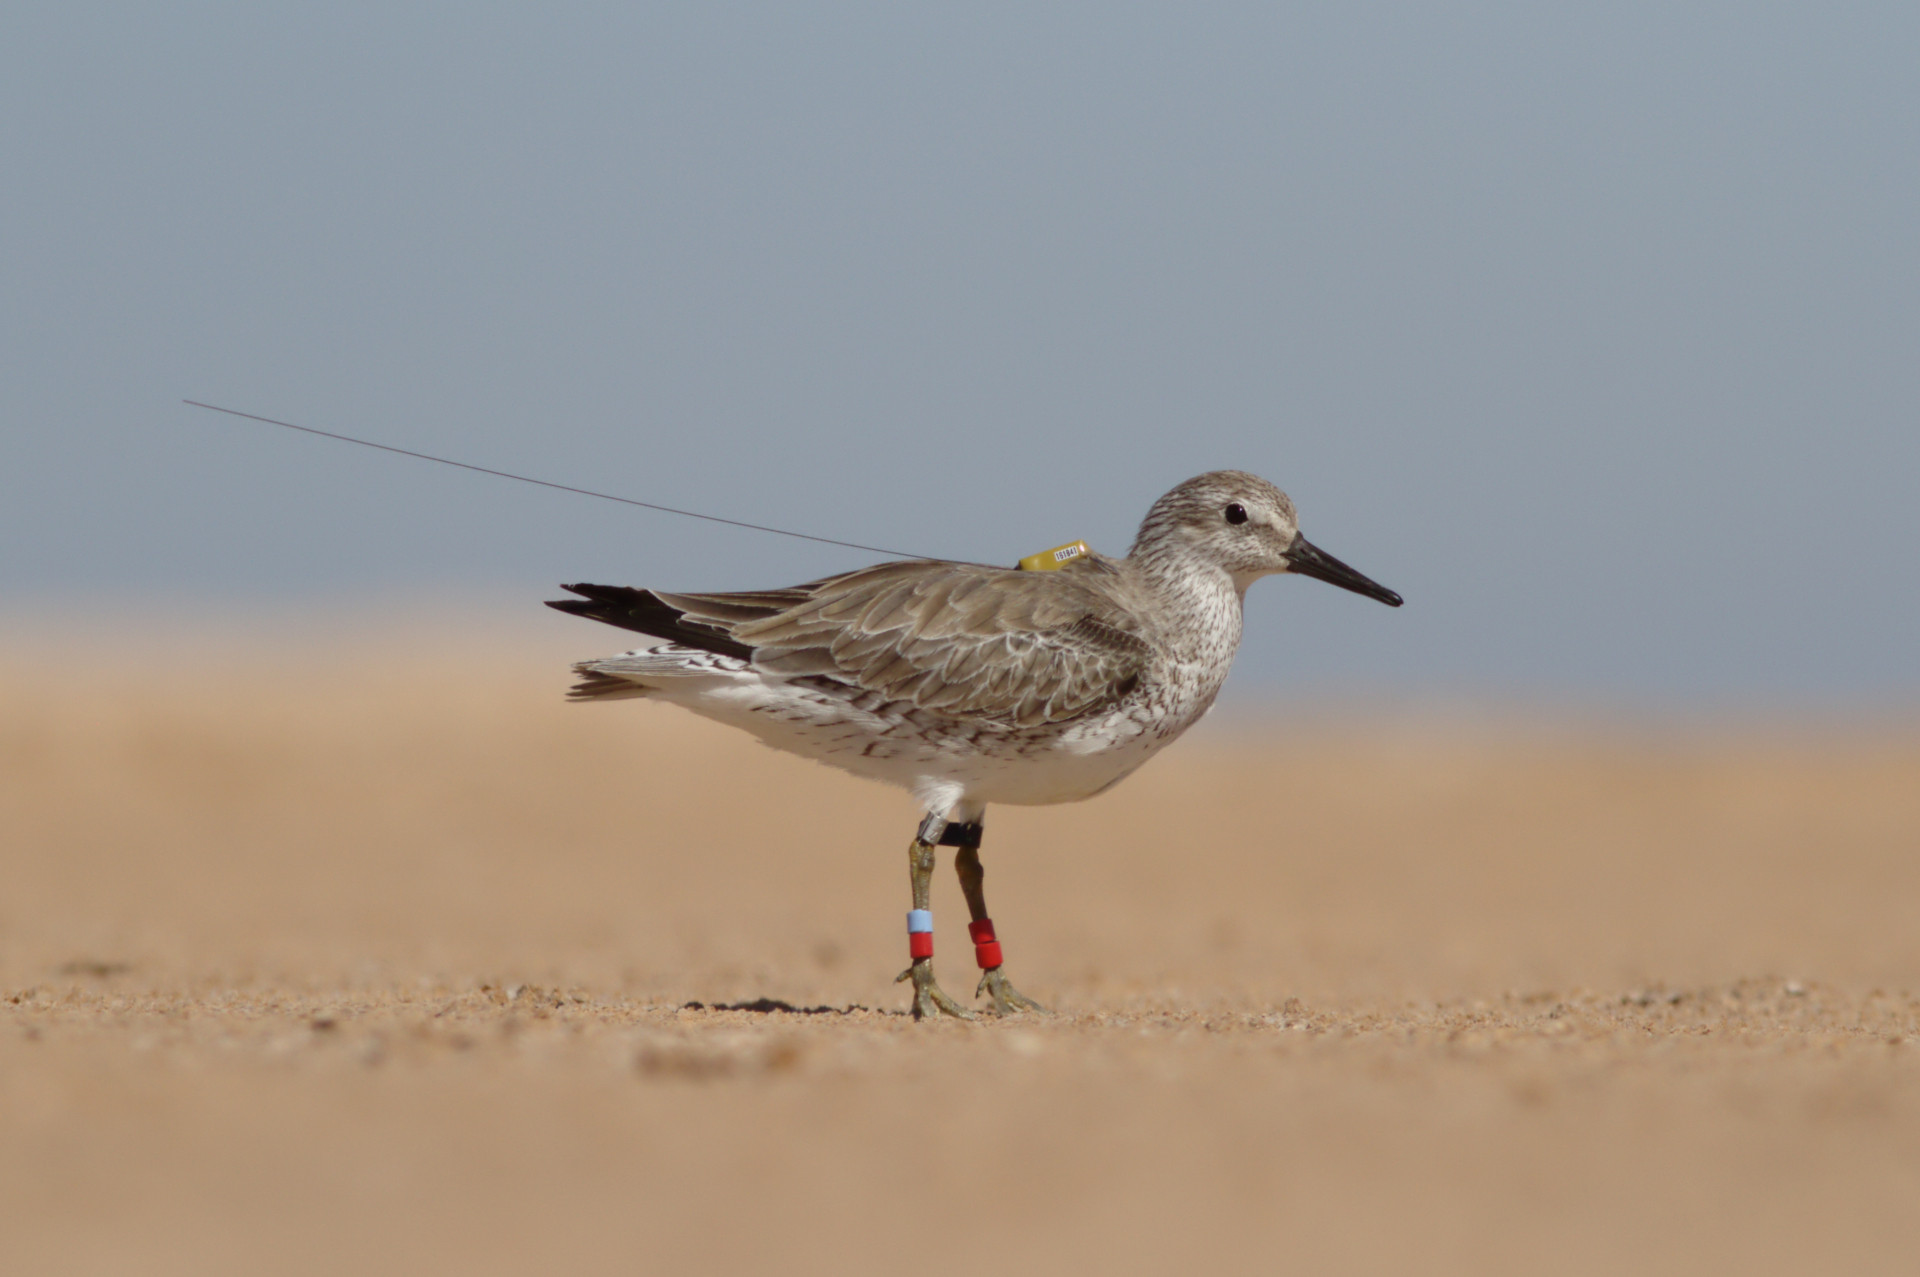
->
[[1130, 470, 1402, 606]]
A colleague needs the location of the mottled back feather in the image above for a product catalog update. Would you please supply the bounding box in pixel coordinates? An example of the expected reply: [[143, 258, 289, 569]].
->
[[552, 555, 1152, 728]]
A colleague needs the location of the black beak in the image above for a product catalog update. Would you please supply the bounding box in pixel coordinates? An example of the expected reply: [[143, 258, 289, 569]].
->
[[1285, 535, 1403, 607]]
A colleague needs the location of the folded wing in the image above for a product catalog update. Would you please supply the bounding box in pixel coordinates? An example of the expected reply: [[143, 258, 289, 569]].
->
[[549, 560, 1149, 728]]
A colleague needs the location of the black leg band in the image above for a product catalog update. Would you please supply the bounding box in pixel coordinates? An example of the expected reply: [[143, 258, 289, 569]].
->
[[937, 821, 984, 849]]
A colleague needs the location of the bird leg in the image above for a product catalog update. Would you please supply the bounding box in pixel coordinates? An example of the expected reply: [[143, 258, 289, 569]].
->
[[951, 829, 1050, 1016], [895, 818, 973, 1020]]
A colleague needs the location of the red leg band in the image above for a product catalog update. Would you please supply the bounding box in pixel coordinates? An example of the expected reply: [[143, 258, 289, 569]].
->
[[908, 932, 934, 961], [969, 918, 1002, 969]]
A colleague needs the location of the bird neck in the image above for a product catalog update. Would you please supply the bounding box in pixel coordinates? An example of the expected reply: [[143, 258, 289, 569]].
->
[[1127, 542, 1246, 665]]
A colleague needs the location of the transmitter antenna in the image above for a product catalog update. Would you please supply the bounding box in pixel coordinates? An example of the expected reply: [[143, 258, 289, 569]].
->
[[182, 400, 947, 562]]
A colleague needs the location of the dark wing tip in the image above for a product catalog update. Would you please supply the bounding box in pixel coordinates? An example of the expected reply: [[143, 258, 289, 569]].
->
[[545, 581, 755, 660], [547, 582, 632, 617]]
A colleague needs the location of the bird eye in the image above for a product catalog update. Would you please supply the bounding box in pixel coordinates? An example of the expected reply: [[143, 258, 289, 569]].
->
[[1224, 503, 1248, 525]]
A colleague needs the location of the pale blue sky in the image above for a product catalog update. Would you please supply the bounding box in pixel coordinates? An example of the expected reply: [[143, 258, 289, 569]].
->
[[3, 5, 1916, 706]]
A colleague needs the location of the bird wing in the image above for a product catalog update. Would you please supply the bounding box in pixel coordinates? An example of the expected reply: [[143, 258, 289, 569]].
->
[[550, 559, 1151, 728]]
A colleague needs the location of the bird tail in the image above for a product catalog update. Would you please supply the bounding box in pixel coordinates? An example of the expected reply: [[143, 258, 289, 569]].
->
[[565, 663, 654, 702], [564, 646, 756, 701]]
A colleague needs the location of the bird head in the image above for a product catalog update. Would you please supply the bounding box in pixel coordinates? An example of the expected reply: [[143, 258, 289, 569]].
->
[[1131, 470, 1402, 606]]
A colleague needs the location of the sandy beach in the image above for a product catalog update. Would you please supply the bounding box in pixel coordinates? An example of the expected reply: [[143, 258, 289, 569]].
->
[[3, 631, 1917, 1275]]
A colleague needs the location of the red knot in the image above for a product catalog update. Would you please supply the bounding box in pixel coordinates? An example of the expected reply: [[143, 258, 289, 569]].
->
[[549, 471, 1401, 1018]]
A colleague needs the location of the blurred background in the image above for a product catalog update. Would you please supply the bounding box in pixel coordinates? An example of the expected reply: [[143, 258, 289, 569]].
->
[[7, 15, 1920, 1274], [2, 3, 1915, 709]]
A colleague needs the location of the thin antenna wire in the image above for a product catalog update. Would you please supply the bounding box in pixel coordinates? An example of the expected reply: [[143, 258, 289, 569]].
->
[[182, 400, 948, 562]]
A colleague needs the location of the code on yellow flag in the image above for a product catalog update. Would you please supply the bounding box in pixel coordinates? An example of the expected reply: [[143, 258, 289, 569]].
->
[[1016, 540, 1091, 571]]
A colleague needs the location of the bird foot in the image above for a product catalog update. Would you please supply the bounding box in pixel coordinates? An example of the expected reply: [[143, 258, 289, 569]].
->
[[896, 959, 975, 1020], [976, 966, 1050, 1016]]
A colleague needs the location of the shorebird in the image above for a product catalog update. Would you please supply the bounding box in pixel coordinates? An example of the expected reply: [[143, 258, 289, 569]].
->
[[548, 471, 1401, 1018]]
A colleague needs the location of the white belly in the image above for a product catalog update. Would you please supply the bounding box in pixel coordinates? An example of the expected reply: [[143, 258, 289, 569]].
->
[[643, 668, 1200, 810]]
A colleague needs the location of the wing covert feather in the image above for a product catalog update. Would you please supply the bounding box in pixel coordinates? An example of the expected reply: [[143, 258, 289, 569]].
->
[[688, 561, 1151, 726]]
